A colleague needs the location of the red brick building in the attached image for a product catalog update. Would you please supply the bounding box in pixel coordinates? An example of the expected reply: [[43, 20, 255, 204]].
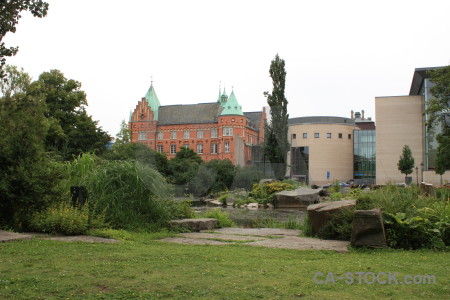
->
[[129, 83, 266, 165]]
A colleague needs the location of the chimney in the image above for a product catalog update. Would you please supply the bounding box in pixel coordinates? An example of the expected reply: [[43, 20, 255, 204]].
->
[[362, 110, 365, 120], [351, 110, 354, 119]]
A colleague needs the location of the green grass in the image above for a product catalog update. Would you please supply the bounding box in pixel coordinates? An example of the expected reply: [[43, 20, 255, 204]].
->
[[0, 232, 448, 299]]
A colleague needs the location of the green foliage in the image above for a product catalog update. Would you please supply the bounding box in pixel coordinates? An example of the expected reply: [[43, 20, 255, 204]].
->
[[384, 213, 446, 250], [330, 192, 343, 201], [249, 181, 295, 204], [435, 127, 450, 178], [425, 66, 450, 129], [330, 180, 341, 193], [63, 153, 174, 229], [29, 201, 105, 235], [103, 142, 169, 176], [114, 119, 131, 145], [349, 187, 363, 198], [232, 165, 263, 190], [317, 207, 355, 241], [203, 159, 236, 193], [28, 69, 110, 159], [169, 199, 195, 219], [0, 1, 49, 79], [263, 54, 289, 180], [198, 209, 236, 228], [168, 148, 202, 185], [0, 65, 32, 97], [397, 145, 415, 182], [0, 91, 63, 229]]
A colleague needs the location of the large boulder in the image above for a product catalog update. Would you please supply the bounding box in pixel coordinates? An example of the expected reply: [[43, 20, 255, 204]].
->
[[169, 218, 218, 231], [307, 200, 356, 235], [351, 209, 387, 248], [274, 187, 321, 209]]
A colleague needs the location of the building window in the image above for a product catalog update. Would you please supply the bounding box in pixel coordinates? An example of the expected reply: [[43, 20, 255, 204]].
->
[[170, 144, 177, 154], [314, 133, 320, 138], [224, 127, 233, 136], [197, 130, 203, 138], [183, 130, 190, 139], [225, 141, 230, 153], [170, 131, 177, 139], [157, 144, 163, 153], [348, 134, 352, 140], [339, 133, 343, 139], [138, 132, 147, 140], [211, 143, 218, 154], [303, 133, 307, 139], [232, 118, 235, 122], [197, 143, 203, 154], [211, 128, 218, 138], [327, 133, 332, 139], [292, 134, 296, 139], [157, 132, 163, 140], [240, 119, 243, 123]]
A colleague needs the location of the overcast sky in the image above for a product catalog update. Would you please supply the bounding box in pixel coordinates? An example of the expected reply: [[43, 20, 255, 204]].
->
[[4, 0, 450, 135]]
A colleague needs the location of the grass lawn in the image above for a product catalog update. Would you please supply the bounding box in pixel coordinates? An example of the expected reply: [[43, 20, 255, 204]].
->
[[0, 232, 448, 299]]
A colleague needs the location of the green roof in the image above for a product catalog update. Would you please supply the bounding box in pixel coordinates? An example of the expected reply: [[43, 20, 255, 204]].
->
[[220, 91, 243, 116], [144, 83, 161, 120]]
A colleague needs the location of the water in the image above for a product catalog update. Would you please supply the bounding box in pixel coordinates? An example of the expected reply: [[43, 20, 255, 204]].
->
[[192, 205, 306, 228]]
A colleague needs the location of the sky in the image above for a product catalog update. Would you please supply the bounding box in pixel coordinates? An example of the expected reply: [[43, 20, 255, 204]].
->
[[4, 0, 450, 136]]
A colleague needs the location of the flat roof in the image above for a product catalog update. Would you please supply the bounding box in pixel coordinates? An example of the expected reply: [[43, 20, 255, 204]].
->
[[288, 116, 355, 126], [409, 66, 443, 95]]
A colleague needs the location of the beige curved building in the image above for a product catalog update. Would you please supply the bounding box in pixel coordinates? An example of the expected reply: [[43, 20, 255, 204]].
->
[[288, 117, 356, 185]]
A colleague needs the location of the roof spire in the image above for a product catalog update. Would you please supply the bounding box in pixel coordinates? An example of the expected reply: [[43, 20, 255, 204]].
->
[[217, 81, 222, 102]]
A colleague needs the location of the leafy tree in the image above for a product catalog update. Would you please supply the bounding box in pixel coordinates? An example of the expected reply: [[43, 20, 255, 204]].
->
[[204, 159, 236, 193], [168, 148, 203, 185], [232, 165, 263, 190], [397, 145, 415, 184], [425, 66, 450, 179], [264, 54, 289, 179], [102, 142, 169, 176], [0, 1, 49, 79], [0, 91, 62, 228], [435, 127, 450, 185], [28, 70, 110, 159], [0, 65, 32, 97], [115, 119, 131, 144]]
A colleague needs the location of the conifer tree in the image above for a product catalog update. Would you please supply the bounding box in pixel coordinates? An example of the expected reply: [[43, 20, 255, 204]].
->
[[397, 145, 415, 184]]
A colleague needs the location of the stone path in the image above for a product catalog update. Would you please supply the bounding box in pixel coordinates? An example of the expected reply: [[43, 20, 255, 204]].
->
[[0, 230, 119, 244], [159, 228, 350, 253]]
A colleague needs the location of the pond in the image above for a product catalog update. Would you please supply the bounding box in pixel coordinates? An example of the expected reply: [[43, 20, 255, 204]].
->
[[192, 205, 306, 228]]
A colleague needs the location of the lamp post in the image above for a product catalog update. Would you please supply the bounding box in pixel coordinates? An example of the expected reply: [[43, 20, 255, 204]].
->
[[420, 162, 424, 183], [415, 166, 419, 185]]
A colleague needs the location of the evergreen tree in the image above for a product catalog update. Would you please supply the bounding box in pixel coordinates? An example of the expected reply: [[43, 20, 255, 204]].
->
[[397, 145, 415, 184], [264, 54, 289, 179]]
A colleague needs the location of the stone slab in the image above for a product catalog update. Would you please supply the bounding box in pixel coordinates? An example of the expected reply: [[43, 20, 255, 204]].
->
[[210, 228, 301, 236], [170, 218, 218, 231], [246, 236, 350, 253], [179, 233, 266, 241], [159, 237, 231, 245], [43, 236, 119, 243]]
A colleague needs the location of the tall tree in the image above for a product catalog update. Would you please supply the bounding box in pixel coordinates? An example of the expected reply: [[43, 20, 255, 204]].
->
[[0, 90, 61, 228], [28, 70, 110, 159], [397, 145, 415, 184], [0, 65, 32, 97], [425, 66, 450, 177], [115, 119, 131, 144], [0, 1, 49, 79], [264, 54, 289, 179]]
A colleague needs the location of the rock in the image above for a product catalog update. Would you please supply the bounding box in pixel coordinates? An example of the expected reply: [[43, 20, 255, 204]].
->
[[307, 200, 356, 235], [247, 202, 259, 209], [259, 179, 278, 184], [266, 203, 274, 209], [351, 209, 387, 248], [420, 182, 435, 196], [274, 187, 322, 209], [169, 218, 218, 232], [207, 200, 223, 206]]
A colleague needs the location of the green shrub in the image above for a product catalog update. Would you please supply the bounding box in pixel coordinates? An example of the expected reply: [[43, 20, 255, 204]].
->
[[198, 209, 236, 228], [330, 180, 341, 193], [169, 199, 195, 219], [63, 154, 173, 229], [317, 207, 355, 241], [330, 192, 343, 201], [232, 165, 263, 190], [250, 181, 295, 204], [30, 201, 95, 235], [384, 213, 446, 250]]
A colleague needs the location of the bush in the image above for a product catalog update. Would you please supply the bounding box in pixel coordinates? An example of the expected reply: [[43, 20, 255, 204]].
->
[[317, 207, 355, 241], [198, 209, 236, 228], [250, 181, 295, 204], [232, 165, 263, 190], [63, 154, 174, 229], [384, 213, 446, 250], [29, 201, 101, 235]]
